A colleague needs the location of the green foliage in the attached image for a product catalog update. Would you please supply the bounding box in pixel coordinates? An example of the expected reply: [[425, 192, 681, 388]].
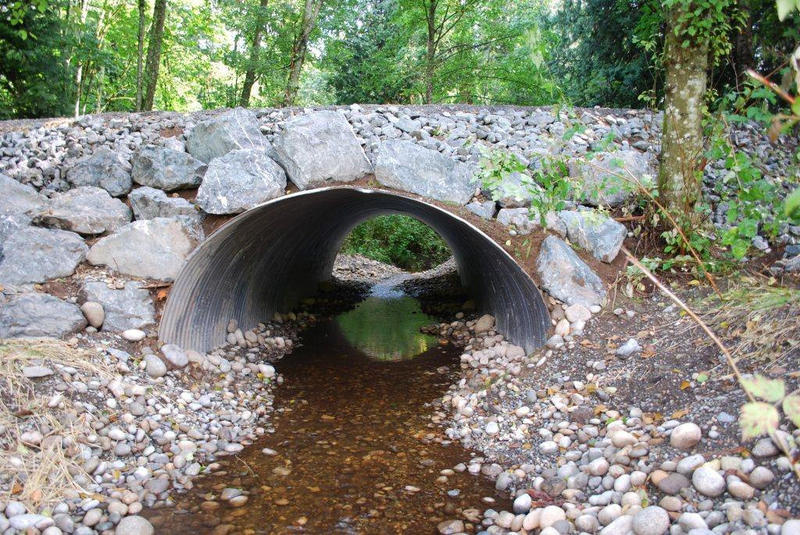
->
[[777, 0, 800, 19], [339, 215, 451, 272]]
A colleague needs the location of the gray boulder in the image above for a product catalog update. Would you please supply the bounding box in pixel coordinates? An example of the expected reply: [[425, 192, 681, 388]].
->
[[536, 235, 606, 307], [375, 140, 475, 205], [495, 172, 536, 208], [497, 208, 535, 235], [466, 200, 497, 220], [0, 293, 87, 338], [31, 186, 131, 235], [132, 144, 206, 191], [81, 280, 155, 331], [569, 150, 655, 207], [196, 148, 286, 214], [186, 108, 274, 163], [66, 147, 132, 197], [0, 213, 31, 243], [0, 173, 45, 216], [87, 217, 196, 281], [129, 186, 200, 221], [558, 209, 627, 262], [273, 110, 372, 189], [0, 227, 88, 285]]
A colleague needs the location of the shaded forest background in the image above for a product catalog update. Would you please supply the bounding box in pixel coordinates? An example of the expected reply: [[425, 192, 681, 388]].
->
[[1, 0, 798, 119]]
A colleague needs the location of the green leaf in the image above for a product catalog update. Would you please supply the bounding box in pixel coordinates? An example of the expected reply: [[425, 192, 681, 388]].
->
[[783, 393, 800, 428], [741, 375, 785, 402], [696, 373, 709, 384], [785, 188, 800, 220], [776, 0, 798, 20], [740, 402, 780, 440]]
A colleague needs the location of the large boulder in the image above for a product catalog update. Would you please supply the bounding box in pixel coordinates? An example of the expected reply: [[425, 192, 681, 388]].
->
[[273, 110, 372, 189], [0, 227, 88, 285], [81, 280, 155, 331], [375, 140, 475, 205], [87, 217, 196, 281], [30, 186, 131, 235], [558, 209, 627, 262], [0, 173, 45, 216], [569, 150, 655, 207], [536, 235, 606, 307], [196, 148, 286, 214], [186, 108, 274, 163], [0, 293, 87, 338], [129, 186, 200, 221], [132, 145, 206, 191], [66, 147, 132, 197]]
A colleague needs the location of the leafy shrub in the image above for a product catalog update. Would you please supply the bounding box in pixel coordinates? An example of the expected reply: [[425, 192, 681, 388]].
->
[[339, 215, 451, 272]]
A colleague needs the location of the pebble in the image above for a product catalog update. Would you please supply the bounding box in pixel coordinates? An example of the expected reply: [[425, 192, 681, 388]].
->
[[81, 301, 105, 328], [122, 329, 146, 342], [670, 422, 702, 450], [615, 338, 641, 357], [600, 515, 634, 535], [144, 354, 167, 378], [539, 506, 566, 528], [513, 493, 532, 514], [692, 466, 725, 497], [633, 506, 670, 535], [748, 466, 774, 489], [437, 519, 465, 534], [22, 365, 55, 378], [782, 519, 800, 535], [115, 515, 154, 535]]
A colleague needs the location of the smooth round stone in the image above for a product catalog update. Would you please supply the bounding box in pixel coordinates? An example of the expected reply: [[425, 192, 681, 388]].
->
[[781, 519, 800, 535], [588, 457, 609, 476], [115, 516, 154, 535], [122, 329, 146, 342], [692, 467, 725, 497], [656, 473, 690, 494], [540, 506, 566, 528], [540, 440, 558, 454], [541, 528, 561, 535], [82, 509, 102, 527], [598, 504, 622, 525], [670, 422, 702, 450], [633, 506, 670, 535], [749, 466, 774, 489], [513, 493, 532, 514], [611, 430, 637, 448], [485, 421, 499, 435], [659, 496, 683, 512], [495, 511, 515, 529], [523, 509, 541, 531], [728, 480, 755, 499], [143, 354, 166, 378], [575, 514, 600, 533], [81, 301, 104, 328]]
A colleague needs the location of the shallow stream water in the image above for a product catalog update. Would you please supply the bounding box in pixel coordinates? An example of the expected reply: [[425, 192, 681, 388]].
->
[[146, 291, 507, 534]]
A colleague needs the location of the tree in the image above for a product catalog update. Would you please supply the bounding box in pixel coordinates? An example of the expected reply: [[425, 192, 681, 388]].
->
[[136, 0, 146, 111], [239, 0, 270, 107], [284, 0, 323, 106], [657, 0, 738, 212], [143, 0, 166, 111]]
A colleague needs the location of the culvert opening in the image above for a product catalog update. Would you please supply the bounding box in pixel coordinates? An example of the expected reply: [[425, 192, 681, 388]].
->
[[159, 187, 550, 354]]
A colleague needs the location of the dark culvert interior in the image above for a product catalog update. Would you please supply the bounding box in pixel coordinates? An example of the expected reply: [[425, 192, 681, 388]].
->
[[159, 187, 551, 354]]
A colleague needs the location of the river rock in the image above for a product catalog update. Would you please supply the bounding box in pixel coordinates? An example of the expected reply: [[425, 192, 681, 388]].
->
[[80, 301, 105, 328], [160, 344, 188, 368], [122, 329, 146, 342], [82, 280, 155, 331], [670, 422, 702, 450], [0, 173, 45, 216], [599, 515, 634, 535], [748, 466, 774, 489], [513, 493, 532, 514], [692, 466, 725, 497], [558, 209, 627, 262], [31, 186, 131, 235], [129, 186, 200, 221], [437, 519, 465, 534], [570, 149, 654, 206], [186, 107, 275, 163], [196, 148, 286, 214], [536, 235, 606, 306], [782, 519, 800, 535], [539, 506, 566, 528], [132, 144, 206, 191], [655, 472, 691, 494], [87, 217, 196, 280], [375, 140, 474, 204], [144, 354, 167, 378], [0, 226, 87, 285], [115, 515, 154, 535], [633, 506, 670, 535], [66, 147, 132, 197], [274, 110, 372, 189], [0, 293, 87, 338]]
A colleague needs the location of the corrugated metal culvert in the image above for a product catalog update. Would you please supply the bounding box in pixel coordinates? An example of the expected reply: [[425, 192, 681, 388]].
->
[[159, 187, 550, 354]]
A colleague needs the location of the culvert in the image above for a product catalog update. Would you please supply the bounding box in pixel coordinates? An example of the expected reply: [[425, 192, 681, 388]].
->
[[159, 187, 551, 353]]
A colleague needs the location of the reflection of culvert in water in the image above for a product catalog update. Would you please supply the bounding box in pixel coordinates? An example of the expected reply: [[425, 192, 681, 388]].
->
[[160, 187, 550, 353]]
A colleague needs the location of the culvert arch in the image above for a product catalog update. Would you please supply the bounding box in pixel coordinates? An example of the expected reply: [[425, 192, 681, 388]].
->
[[159, 187, 551, 353]]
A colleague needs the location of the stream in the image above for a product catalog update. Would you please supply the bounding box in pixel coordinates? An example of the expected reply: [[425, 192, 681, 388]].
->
[[145, 287, 508, 534]]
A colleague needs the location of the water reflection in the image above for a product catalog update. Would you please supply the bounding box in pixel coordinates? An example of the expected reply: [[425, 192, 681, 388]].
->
[[335, 295, 438, 361]]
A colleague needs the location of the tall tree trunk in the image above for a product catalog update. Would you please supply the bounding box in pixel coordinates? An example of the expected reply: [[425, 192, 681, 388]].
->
[[240, 0, 270, 108], [733, 0, 753, 81], [136, 0, 146, 111], [283, 0, 323, 106], [143, 0, 167, 111], [424, 0, 437, 104], [657, 5, 709, 212], [74, 0, 89, 118]]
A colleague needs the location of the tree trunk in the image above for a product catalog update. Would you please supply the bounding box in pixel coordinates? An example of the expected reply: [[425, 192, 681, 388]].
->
[[74, 0, 90, 118], [136, 0, 146, 111], [424, 0, 437, 104], [240, 0, 270, 108], [657, 5, 709, 212], [733, 0, 753, 80], [143, 0, 167, 111], [283, 0, 323, 106]]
